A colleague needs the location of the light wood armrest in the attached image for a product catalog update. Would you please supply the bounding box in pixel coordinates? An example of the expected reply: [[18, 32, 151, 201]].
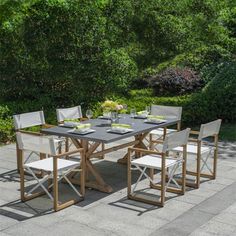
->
[[128, 147, 163, 155], [80, 117, 88, 121], [190, 130, 200, 135], [151, 140, 164, 144], [42, 123, 55, 128], [55, 148, 84, 158], [18, 130, 43, 136], [188, 138, 198, 143]]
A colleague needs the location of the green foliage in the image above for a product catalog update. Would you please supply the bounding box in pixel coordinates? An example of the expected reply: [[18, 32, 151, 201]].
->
[[0, 0, 235, 144], [0, 106, 14, 143], [189, 61, 236, 123], [119, 61, 236, 125], [0, 0, 137, 112], [148, 67, 203, 96]]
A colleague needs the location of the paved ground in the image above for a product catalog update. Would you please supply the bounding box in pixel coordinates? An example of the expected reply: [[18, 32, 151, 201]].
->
[[0, 139, 235, 236]]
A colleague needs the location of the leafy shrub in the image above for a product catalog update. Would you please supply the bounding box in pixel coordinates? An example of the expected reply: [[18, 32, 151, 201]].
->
[[118, 61, 236, 125], [0, 105, 14, 143], [188, 61, 236, 123], [0, 0, 137, 109], [148, 67, 204, 96]]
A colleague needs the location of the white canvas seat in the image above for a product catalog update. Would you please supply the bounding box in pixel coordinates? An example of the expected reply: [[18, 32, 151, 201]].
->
[[25, 158, 79, 172], [149, 105, 182, 150], [131, 155, 181, 169], [173, 145, 212, 154], [17, 132, 85, 212], [128, 128, 190, 206], [172, 119, 222, 188]]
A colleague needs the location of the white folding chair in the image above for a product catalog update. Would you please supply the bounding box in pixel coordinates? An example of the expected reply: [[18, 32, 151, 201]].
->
[[128, 128, 190, 206], [56, 106, 105, 159], [56, 106, 83, 123], [149, 105, 182, 150], [172, 119, 222, 188], [16, 132, 85, 211], [13, 111, 63, 172]]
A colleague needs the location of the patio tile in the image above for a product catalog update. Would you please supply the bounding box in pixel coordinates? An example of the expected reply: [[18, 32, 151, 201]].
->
[[223, 203, 236, 214], [46, 220, 115, 236], [0, 139, 235, 235], [213, 212, 236, 226], [0, 214, 19, 232], [198, 220, 236, 235], [2, 222, 49, 236]]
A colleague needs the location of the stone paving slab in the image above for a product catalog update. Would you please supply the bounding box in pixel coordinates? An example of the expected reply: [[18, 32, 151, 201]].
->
[[0, 141, 235, 235]]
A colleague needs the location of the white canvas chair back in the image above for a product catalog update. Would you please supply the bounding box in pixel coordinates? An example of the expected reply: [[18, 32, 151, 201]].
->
[[56, 106, 82, 123], [13, 111, 45, 130], [198, 119, 222, 140], [151, 105, 182, 120], [16, 132, 57, 156], [162, 128, 190, 152]]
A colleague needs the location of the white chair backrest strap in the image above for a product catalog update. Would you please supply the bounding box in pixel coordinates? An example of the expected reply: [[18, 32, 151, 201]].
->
[[198, 119, 222, 140], [56, 106, 82, 122], [16, 132, 57, 155], [162, 128, 190, 152], [13, 111, 45, 130], [151, 105, 182, 120]]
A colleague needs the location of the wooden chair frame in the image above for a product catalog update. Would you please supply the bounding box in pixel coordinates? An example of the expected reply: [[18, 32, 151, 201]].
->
[[182, 130, 219, 189], [127, 145, 187, 207], [19, 148, 85, 212]]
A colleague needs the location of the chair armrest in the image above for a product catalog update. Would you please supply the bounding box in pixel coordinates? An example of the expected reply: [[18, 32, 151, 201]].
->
[[190, 130, 200, 135], [18, 130, 43, 136], [188, 138, 198, 143], [151, 140, 164, 144], [55, 148, 84, 158], [80, 118, 88, 121], [128, 147, 163, 156], [42, 123, 55, 128]]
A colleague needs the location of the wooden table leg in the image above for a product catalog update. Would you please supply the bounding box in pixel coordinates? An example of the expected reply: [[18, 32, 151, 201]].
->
[[117, 133, 148, 164], [70, 138, 113, 193]]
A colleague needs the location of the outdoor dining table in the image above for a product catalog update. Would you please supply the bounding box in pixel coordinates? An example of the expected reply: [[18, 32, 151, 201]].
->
[[41, 115, 180, 193]]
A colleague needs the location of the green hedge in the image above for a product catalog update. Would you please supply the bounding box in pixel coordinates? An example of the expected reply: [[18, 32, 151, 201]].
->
[[119, 61, 236, 125], [0, 106, 14, 143], [0, 0, 137, 112]]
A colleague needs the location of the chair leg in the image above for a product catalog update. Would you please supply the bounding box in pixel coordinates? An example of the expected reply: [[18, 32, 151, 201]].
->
[[53, 158, 59, 211], [196, 152, 201, 189], [16, 142, 21, 173], [182, 147, 187, 194], [127, 150, 132, 196], [19, 150, 25, 201], [213, 136, 218, 179], [160, 168, 166, 207], [80, 151, 86, 197], [149, 134, 153, 149]]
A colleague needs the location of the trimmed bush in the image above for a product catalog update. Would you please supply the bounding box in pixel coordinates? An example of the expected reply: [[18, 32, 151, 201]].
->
[[148, 67, 204, 96], [188, 61, 236, 123], [0, 106, 14, 144]]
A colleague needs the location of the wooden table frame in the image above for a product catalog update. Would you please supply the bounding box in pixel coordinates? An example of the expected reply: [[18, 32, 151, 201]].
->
[[41, 116, 179, 193], [68, 132, 149, 193]]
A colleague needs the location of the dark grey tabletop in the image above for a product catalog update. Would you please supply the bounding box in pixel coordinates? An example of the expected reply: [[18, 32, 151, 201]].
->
[[41, 115, 179, 144]]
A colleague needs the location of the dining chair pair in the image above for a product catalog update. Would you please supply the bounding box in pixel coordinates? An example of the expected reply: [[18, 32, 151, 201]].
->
[[13, 105, 102, 211], [128, 104, 222, 206]]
